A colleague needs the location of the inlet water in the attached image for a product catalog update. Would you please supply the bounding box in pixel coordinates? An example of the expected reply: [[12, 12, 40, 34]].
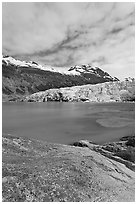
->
[[2, 102, 135, 144]]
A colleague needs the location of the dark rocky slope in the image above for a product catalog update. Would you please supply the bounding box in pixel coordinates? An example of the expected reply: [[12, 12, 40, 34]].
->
[[2, 134, 135, 202]]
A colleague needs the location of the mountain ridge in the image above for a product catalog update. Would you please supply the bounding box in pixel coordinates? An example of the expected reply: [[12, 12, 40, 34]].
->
[[2, 55, 118, 79], [2, 55, 119, 101]]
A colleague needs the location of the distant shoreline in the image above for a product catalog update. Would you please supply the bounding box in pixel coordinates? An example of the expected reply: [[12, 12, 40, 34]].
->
[[2, 99, 135, 104]]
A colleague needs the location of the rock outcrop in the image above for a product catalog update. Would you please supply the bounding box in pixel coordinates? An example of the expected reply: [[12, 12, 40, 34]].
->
[[24, 80, 135, 102], [71, 136, 135, 171], [2, 134, 135, 202]]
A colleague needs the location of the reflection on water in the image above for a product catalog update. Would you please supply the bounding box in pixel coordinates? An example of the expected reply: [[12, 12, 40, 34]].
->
[[2, 102, 135, 144]]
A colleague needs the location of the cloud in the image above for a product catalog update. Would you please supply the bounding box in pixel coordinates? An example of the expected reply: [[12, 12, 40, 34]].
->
[[2, 2, 135, 79]]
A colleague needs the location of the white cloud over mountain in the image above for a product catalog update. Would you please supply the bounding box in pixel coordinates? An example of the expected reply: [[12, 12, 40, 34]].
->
[[2, 2, 135, 79]]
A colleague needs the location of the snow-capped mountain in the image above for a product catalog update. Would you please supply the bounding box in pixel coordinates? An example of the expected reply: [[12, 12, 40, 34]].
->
[[2, 55, 117, 80], [2, 55, 120, 101], [2, 55, 79, 75], [2, 55, 48, 70], [68, 64, 118, 80]]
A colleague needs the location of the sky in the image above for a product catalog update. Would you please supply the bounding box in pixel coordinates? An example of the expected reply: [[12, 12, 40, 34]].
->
[[2, 2, 135, 79]]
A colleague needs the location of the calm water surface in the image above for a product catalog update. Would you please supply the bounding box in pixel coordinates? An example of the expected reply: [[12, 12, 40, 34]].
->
[[2, 102, 135, 144]]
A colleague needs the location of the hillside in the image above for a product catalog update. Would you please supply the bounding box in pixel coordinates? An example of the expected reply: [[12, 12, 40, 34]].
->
[[2, 134, 135, 202], [2, 56, 118, 101], [24, 80, 135, 102]]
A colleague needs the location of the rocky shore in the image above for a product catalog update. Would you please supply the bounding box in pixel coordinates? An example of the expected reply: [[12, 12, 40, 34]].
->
[[2, 134, 135, 202]]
